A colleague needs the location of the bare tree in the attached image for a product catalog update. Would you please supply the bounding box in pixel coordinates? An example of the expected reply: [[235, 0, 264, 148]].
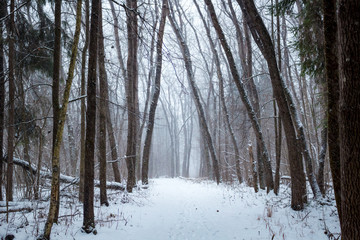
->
[[125, 0, 139, 192], [98, 0, 109, 206], [83, 0, 99, 234], [168, 1, 221, 184], [142, 0, 168, 185], [203, 0, 274, 190], [79, 0, 90, 202], [40, 0, 83, 238]]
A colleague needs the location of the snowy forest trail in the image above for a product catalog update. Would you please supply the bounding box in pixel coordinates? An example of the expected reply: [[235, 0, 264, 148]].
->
[[1, 178, 339, 240]]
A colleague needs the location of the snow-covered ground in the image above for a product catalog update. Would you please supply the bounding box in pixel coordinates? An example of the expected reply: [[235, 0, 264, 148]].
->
[[1, 178, 340, 239]]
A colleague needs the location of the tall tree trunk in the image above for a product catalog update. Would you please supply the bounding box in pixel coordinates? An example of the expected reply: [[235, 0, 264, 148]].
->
[[6, 0, 16, 204], [79, 0, 90, 202], [98, 1, 109, 206], [316, 127, 327, 195], [40, 0, 82, 238], [83, 0, 99, 234], [236, 0, 307, 209], [204, 0, 273, 190], [168, 6, 221, 184], [322, 0, 341, 225], [337, 0, 360, 238], [125, 0, 139, 192], [142, 0, 168, 185], [0, 0, 6, 202]]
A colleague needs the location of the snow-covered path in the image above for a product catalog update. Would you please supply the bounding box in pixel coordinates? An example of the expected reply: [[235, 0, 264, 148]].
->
[[1, 178, 340, 239]]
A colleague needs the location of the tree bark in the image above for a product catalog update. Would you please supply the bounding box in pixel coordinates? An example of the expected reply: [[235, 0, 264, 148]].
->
[[168, 6, 221, 184], [98, 1, 109, 206], [6, 0, 16, 205], [40, 0, 83, 238], [337, 0, 360, 238], [0, 0, 6, 202], [141, 0, 168, 185], [83, 0, 99, 234], [322, 0, 341, 225], [125, 0, 139, 192], [79, 0, 90, 202], [248, 145, 258, 193]]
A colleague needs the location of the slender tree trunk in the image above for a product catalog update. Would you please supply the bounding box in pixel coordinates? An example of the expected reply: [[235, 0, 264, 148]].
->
[[195, 3, 242, 183], [0, 0, 6, 202], [83, 0, 99, 234], [168, 7, 221, 184], [338, 0, 360, 238], [204, 0, 273, 190], [98, 1, 109, 206], [125, 0, 139, 192], [316, 127, 327, 195], [40, 0, 82, 238], [6, 0, 16, 205], [248, 145, 258, 193], [322, 0, 341, 224], [236, 0, 307, 209], [142, 0, 168, 185], [79, 0, 90, 202]]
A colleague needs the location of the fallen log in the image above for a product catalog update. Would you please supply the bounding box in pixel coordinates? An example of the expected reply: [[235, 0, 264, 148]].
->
[[5, 156, 125, 191]]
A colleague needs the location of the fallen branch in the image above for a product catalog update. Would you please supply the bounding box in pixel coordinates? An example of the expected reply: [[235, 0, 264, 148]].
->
[[4, 156, 125, 191]]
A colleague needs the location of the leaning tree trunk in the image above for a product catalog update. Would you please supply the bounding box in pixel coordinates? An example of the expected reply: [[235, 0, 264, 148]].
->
[[237, 0, 322, 201], [322, 0, 342, 225], [40, 0, 82, 238], [141, 0, 168, 185], [236, 0, 308, 209], [337, 0, 360, 238], [203, 0, 273, 190], [168, 7, 221, 185], [125, 0, 139, 192], [82, 0, 99, 234]]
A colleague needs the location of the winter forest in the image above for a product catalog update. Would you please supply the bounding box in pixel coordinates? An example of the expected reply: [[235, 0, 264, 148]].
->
[[0, 0, 359, 239]]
